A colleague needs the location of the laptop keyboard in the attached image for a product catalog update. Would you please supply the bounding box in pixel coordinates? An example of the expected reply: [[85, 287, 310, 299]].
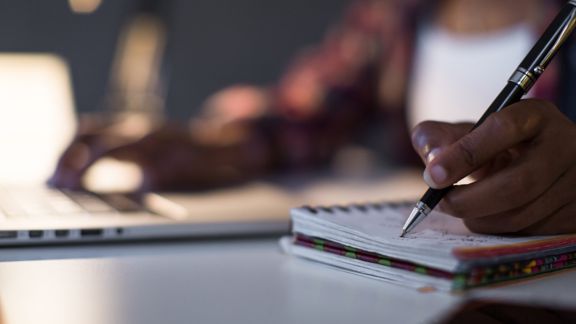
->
[[0, 187, 143, 218]]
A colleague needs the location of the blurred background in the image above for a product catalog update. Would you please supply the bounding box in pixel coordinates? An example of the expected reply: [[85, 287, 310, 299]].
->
[[6, 0, 561, 191], [0, 0, 348, 118], [0, 0, 351, 187]]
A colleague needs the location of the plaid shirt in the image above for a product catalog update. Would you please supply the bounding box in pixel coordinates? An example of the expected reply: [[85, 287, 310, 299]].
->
[[252, 0, 575, 170]]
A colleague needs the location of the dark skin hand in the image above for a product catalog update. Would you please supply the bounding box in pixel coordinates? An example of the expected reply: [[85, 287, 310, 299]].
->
[[411, 99, 576, 235], [49, 122, 270, 192]]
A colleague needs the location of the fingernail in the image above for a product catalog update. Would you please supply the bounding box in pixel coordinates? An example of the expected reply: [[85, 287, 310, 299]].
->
[[426, 148, 442, 164], [412, 131, 428, 152], [423, 165, 448, 188]]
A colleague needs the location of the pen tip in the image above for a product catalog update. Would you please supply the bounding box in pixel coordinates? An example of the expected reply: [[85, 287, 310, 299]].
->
[[399, 229, 406, 238]]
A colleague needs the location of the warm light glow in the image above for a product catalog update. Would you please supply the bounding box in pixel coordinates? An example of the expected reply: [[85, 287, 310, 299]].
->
[[144, 194, 189, 220], [109, 14, 166, 115], [0, 260, 116, 324], [83, 158, 143, 193], [0, 54, 76, 185], [68, 0, 102, 14]]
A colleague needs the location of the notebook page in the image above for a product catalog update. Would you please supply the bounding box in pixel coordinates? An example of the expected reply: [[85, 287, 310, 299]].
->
[[291, 204, 558, 271]]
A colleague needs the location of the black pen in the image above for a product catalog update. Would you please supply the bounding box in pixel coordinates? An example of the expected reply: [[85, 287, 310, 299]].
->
[[400, 1, 576, 237]]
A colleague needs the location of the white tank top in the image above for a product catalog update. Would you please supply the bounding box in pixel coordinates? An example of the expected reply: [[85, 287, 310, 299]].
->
[[408, 24, 535, 128]]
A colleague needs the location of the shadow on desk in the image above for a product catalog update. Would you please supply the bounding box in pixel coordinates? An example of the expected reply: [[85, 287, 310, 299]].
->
[[439, 300, 576, 324]]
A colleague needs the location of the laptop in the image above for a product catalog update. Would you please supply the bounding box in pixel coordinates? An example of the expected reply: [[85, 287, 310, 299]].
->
[[0, 54, 294, 245]]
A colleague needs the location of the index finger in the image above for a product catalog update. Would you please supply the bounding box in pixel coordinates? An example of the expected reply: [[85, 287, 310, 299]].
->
[[423, 100, 549, 189]]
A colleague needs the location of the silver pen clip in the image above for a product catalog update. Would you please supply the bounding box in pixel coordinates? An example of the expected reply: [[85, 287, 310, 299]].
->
[[534, 6, 576, 75], [510, 6, 576, 91]]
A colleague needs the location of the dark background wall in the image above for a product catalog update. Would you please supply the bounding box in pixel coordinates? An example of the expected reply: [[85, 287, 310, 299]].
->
[[0, 0, 349, 118]]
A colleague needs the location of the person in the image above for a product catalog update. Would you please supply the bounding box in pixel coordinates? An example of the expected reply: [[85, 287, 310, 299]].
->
[[50, 0, 576, 235]]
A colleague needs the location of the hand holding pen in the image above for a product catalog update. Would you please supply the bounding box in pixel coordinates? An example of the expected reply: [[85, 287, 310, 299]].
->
[[402, 1, 576, 237]]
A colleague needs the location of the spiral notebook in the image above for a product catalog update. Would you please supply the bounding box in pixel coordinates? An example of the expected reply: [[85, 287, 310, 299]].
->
[[281, 202, 576, 291]]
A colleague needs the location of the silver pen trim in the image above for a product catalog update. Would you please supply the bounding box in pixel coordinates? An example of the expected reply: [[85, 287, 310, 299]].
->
[[400, 201, 431, 237], [508, 6, 576, 91], [538, 7, 576, 73], [508, 68, 535, 91]]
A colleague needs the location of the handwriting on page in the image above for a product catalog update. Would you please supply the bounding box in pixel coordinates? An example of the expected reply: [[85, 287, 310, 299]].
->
[[314, 205, 541, 249]]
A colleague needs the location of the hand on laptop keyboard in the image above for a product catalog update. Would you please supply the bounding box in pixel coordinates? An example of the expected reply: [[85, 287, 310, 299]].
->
[[48, 121, 268, 192]]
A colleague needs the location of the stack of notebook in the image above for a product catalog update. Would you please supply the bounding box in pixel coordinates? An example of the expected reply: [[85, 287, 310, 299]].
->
[[281, 202, 576, 291]]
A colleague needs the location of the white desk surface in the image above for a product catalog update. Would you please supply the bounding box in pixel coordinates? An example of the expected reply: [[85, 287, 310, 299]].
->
[[0, 238, 574, 324]]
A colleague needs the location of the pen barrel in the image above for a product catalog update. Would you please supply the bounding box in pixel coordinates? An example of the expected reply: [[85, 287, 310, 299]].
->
[[474, 83, 525, 128], [421, 186, 452, 210], [474, 2, 576, 129], [518, 2, 576, 79]]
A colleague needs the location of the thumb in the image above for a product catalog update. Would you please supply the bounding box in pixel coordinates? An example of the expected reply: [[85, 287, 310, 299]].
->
[[411, 121, 472, 165]]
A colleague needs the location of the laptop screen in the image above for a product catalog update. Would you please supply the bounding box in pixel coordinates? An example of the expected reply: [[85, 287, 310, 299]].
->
[[0, 54, 76, 185]]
